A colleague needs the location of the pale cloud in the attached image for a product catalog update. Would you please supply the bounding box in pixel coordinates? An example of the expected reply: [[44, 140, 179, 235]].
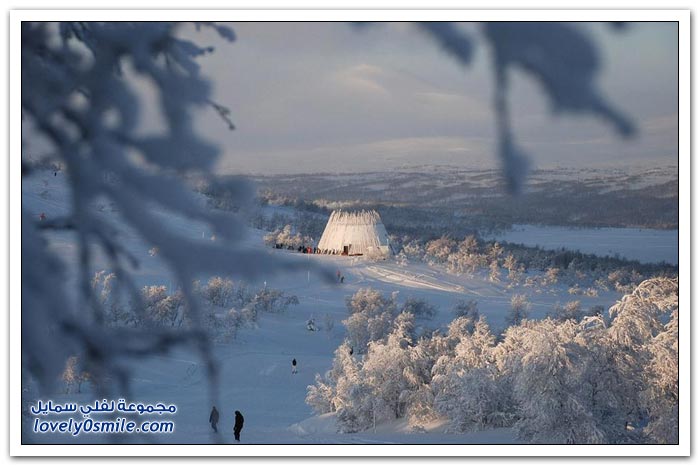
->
[[641, 114, 678, 133], [216, 135, 496, 175], [178, 22, 678, 174], [332, 64, 391, 96]]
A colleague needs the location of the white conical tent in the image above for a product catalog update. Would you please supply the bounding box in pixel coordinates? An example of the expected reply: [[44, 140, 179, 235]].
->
[[317, 210, 393, 256]]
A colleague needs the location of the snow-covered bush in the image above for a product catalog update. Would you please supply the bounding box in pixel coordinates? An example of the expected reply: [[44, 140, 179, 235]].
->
[[550, 300, 584, 322], [198, 276, 236, 308], [264, 224, 306, 249], [218, 309, 246, 342], [401, 239, 425, 260], [142, 286, 184, 328], [400, 297, 437, 321], [424, 236, 456, 264], [394, 251, 409, 267], [253, 288, 300, 315]]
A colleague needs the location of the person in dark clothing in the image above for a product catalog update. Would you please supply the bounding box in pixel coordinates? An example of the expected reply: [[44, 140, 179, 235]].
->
[[233, 410, 244, 442], [292, 358, 298, 374], [209, 406, 219, 433], [340, 275, 345, 284]]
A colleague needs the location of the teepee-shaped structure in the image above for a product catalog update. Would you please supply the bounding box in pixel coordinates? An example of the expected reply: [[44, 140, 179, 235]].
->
[[317, 210, 393, 257]]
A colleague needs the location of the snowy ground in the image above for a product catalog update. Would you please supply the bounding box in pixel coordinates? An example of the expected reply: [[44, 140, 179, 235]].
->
[[23, 170, 630, 445]]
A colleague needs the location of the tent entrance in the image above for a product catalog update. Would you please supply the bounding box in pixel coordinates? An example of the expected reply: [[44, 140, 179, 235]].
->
[[342, 245, 349, 255]]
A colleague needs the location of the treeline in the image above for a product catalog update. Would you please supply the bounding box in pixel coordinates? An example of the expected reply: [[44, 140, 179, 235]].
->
[[397, 234, 676, 294]]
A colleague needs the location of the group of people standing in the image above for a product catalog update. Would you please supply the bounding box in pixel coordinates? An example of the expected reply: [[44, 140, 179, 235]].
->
[[209, 407, 244, 442]]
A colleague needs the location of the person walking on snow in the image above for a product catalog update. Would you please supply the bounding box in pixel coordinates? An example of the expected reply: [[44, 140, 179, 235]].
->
[[336, 270, 341, 282], [209, 406, 219, 433], [292, 358, 298, 374], [233, 410, 244, 442]]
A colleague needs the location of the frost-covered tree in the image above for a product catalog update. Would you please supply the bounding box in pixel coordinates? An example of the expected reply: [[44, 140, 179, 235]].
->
[[401, 338, 440, 427], [488, 260, 501, 282], [362, 312, 416, 421], [62, 356, 91, 394], [424, 236, 457, 264], [305, 373, 336, 415], [343, 288, 398, 353], [486, 243, 504, 282], [142, 286, 184, 328], [446, 235, 483, 275], [431, 316, 512, 432], [318, 341, 376, 433], [641, 307, 679, 444], [264, 224, 305, 249], [607, 277, 679, 442], [541, 266, 560, 286], [506, 294, 531, 326], [92, 270, 134, 327], [306, 341, 356, 417], [572, 315, 641, 444], [504, 253, 524, 285], [500, 319, 605, 444], [608, 277, 678, 350]]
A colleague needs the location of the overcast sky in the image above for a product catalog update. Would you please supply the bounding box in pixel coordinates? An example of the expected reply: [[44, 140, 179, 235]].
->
[[180, 22, 678, 175]]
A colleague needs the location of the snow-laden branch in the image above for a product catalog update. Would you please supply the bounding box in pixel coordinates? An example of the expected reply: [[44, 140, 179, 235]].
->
[[21, 22, 325, 414]]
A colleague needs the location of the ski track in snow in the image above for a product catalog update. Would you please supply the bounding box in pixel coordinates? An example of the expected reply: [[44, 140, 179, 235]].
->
[[363, 265, 465, 293]]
